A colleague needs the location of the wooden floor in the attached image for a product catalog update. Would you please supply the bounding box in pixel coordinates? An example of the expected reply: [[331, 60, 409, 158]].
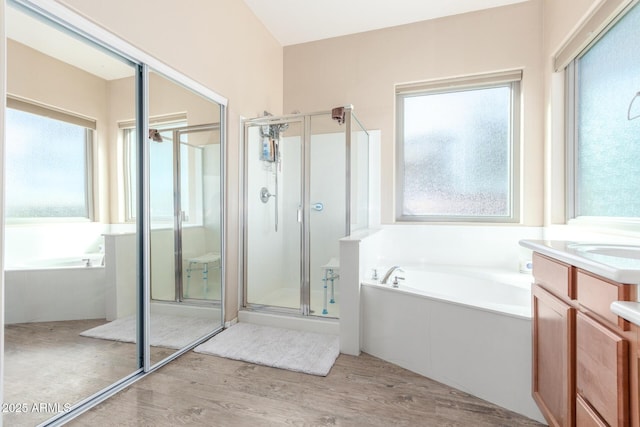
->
[[4, 320, 545, 426], [71, 350, 545, 426], [3, 320, 174, 427]]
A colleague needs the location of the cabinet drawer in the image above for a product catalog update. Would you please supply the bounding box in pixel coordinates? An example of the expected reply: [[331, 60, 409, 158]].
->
[[533, 252, 573, 300], [576, 270, 634, 330], [576, 312, 629, 427]]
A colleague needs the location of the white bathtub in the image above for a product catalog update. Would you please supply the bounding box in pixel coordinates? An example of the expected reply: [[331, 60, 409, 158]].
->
[[361, 265, 544, 423], [374, 265, 532, 318], [5, 254, 107, 324]]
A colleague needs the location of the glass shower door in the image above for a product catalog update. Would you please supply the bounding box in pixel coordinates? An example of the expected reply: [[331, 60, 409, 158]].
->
[[245, 121, 303, 311]]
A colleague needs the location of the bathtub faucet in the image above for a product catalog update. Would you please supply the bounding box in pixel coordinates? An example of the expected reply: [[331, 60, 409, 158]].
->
[[381, 266, 404, 284]]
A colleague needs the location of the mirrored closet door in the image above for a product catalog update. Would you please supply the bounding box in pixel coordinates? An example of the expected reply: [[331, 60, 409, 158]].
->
[[2, 1, 226, 425]]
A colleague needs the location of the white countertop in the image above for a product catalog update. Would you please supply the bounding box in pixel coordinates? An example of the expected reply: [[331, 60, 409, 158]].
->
[[611, 302, 640, 326], [519, 240, 640, 284]]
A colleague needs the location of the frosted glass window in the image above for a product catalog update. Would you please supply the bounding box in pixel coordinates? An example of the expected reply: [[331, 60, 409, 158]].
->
[[5, 108, 91, 219], [573, 2, 640, 218], [397, 82, 519, 221]]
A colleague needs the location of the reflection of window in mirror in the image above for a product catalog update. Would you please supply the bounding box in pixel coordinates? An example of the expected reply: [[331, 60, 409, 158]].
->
[[121, 118, 189, 223], [5, 98, 94, 220]]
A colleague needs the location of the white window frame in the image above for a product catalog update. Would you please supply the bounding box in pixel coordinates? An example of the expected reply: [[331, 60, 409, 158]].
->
[[395, 71, 522, 223]]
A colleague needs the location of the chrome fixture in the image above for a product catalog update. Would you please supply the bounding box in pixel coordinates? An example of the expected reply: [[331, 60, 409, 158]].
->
[[381, 266, 404, 284], [392, 275, 405, 288], [260, 187, 278, 231], [260, 187, 275, 203], [82, 258, 91, 267], [372, 269, 379, 281]]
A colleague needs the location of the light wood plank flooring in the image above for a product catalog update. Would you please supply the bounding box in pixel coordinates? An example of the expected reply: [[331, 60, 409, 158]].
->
[[71, 349, 545, 426], [5, 320, 545, 426], [3, 320, 174, 427]]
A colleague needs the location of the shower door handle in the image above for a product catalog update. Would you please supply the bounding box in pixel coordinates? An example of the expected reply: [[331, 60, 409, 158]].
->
[[311, 202, 324, 212]]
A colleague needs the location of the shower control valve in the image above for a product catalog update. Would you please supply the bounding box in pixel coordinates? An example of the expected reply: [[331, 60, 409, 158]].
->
[[260, 187, 275, 203]]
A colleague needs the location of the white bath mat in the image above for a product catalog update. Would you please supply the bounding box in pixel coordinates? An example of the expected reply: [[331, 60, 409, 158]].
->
[[80, 314, 217, 349], [194, 322, 340, 376]]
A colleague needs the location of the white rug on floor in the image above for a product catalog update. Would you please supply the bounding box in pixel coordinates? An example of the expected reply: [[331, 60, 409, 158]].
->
[[194, 322, 339, 376], [80, 314, 217, 349]]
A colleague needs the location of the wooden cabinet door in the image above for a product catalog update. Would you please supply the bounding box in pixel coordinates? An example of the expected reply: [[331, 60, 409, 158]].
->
[[533, 284, 576, 427], [576, 311, 629, 427], [576, 394, 608, 427]]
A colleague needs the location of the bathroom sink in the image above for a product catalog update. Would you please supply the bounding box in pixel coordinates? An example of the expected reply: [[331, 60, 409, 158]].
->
[[569, 243, 640, 260]]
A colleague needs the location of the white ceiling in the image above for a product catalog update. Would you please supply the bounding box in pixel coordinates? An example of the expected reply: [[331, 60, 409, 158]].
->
[[243, 0, 529, 46]]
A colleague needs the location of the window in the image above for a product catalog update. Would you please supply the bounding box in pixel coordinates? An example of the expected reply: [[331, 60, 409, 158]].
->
[[396, 72, 521, 222], [567, 2, 640, 220], [5, 99, 94, 220]]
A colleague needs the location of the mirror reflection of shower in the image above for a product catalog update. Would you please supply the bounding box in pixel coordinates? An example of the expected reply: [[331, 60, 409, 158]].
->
[[259, 117, 289, 232]]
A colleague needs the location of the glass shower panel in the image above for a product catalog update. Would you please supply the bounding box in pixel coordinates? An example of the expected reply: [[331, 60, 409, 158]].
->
[[149, 128, 178, 302], [179, 127, 222, 303], [351, 116, 370, 232], [309, 114, 346, 318], [245, 121, 303, 310]]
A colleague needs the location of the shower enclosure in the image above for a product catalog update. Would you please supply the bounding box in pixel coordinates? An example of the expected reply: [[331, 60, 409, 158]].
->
[[242, 106, 369, 318]]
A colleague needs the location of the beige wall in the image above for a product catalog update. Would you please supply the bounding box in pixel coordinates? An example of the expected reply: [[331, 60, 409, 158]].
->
[[55, 0, 284, 321], [284, 1, 545, 225]]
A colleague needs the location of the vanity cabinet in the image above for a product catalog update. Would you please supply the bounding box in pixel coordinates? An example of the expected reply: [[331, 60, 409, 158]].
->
[[531, 252, 639, 427]]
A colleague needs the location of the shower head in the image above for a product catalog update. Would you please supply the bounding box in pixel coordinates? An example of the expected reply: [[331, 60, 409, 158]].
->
[[148, 128, 163, 142]]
